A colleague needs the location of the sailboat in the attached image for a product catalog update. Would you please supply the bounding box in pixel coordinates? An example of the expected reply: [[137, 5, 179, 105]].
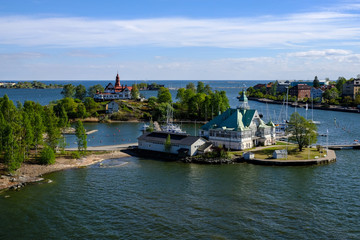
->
[[310, 99, 321, 125], [161, 105, 186, 134]]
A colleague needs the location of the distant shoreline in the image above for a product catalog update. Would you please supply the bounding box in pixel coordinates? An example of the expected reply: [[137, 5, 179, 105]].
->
[[249, 97, 360, 114]]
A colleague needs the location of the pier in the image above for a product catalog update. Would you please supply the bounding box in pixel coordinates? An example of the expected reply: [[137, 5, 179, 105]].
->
[[327, 144, 360, 150], [66, 143, 137, 151]]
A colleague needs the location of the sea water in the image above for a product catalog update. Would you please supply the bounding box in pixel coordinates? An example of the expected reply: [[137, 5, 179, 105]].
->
[[0, 80, 359, 239]]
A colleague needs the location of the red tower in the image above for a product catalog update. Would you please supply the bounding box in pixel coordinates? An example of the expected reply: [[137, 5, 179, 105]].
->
[[115, 73, 121, 88]]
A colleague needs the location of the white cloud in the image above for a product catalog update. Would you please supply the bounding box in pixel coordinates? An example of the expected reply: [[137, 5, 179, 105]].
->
[[0, 8, 359, 49], [286, 49, 353, 57]]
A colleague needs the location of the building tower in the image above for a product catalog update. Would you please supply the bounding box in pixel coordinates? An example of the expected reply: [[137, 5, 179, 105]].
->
[[115, 72, 121, 88], [238, 87, 250, 110]]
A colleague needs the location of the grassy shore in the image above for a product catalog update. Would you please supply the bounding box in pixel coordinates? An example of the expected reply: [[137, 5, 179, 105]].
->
[[229, 143, 327, 161], [252, 146, 326, 160]]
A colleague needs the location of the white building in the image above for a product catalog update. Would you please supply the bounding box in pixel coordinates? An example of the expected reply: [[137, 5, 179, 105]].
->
[[138, 132, 211, 156], [273, 149, 287, 159], [199, 91, 276, 150], [94, 73, 132, 101]]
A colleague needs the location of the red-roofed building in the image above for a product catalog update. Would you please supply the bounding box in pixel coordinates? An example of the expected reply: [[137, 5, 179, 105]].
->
[[94, 73, 133, 101]]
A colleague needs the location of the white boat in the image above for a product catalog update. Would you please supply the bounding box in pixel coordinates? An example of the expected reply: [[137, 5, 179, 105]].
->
[[161, 105, 186, 134], [161, 123, 185, 134], [310, 99, 321, 125], [141, 123, 149, 131]]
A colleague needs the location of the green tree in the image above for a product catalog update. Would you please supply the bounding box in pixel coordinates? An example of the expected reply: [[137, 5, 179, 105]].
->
[[44, 107, 61, 150], [3, 124, 22, 171], [88, 84, 105, 98], [336, 77, 347, 92], [76, 103, 87, 119], [75, 120, 87, 154], [61, 84, 75, 98], [157, 87, 172, 103], [313, 76, 320, 88], [176, 88, 186, 102], [75, 84, 87, 100], [131, 84, 140, 99], [33, 112, 45, 157], [53, 104, 68, 128], [83, 97, 98, 114], [186, 82, 196, 92], [147, 96, 158, 108], [21, 111, 34, 160], [323, 88, 339, 103], [204, 84, 212, 95], [197, 81, 205, 93], [38, 145, 56, 165], [164, 134, 171, 152], [287, 112, 317, 151]]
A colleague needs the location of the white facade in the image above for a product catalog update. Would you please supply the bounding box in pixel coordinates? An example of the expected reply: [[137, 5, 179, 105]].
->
[[273, 150, 287, 159], [199, 108, 276, 151], [138, 138, 206, 156], [94, 88, 131, 101]]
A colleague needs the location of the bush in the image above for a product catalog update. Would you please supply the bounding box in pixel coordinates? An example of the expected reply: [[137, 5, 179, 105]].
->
[[71, 151, 81, 159], [38, 146, 55, 165]]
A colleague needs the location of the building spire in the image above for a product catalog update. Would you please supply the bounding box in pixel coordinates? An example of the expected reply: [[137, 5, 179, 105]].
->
[[238, 86, 250, 110], [115, 72, 120, 87]]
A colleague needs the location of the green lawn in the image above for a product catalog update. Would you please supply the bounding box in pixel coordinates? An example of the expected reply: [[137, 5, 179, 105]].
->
[[253, 146, 326, 160]]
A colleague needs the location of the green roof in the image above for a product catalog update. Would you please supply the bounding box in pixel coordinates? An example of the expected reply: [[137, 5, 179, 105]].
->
[[201, 108, 259, 131]]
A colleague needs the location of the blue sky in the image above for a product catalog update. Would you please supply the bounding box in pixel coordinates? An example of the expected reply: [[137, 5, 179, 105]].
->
[[1, 0, 360, 80]]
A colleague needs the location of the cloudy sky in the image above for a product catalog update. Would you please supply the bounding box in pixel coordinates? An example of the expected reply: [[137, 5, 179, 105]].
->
[[1, 0, 360, 80]]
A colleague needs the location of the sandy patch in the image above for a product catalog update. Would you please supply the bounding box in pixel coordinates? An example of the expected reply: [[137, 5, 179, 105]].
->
[[0, 151, 130, 191]]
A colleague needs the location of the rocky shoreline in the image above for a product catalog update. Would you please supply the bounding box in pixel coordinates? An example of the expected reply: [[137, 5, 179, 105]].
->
[[0, 151, 130, 192]]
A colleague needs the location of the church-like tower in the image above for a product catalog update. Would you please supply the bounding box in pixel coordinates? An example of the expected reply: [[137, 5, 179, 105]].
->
[[115, 73, 121, 88], [238, 89, 250, 110]]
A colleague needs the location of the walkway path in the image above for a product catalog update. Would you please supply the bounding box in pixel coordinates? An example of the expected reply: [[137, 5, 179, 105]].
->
[[66, 142, 138, 151]]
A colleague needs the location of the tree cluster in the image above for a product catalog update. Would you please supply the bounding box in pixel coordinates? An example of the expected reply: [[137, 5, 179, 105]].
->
[[3, 81, 63, 89], [147, 82, 229, 121], [0, 95, 63, 171]]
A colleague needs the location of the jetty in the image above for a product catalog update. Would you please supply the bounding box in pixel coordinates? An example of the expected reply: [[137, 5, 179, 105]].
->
[[66, 143, 137, 151], [327, 144, 360, 150], [62, 128, 98, 135]]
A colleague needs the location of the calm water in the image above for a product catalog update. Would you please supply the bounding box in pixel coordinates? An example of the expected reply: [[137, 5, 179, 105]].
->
[[1, 80, 360, 239], [1, 153, 359, 239]]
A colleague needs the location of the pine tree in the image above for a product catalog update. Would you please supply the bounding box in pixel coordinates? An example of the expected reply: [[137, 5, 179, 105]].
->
[[44, 107, 61, 150]]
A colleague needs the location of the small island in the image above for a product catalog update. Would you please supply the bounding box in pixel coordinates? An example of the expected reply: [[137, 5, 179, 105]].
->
[[0, 81, 63, 89], [0, 76, 342, 192]]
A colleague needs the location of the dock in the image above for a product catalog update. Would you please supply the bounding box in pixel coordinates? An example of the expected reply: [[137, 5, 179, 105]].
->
[[327, 144, 360, 150], [85, 130, 98, 135], [66, 142, 137, 151]]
